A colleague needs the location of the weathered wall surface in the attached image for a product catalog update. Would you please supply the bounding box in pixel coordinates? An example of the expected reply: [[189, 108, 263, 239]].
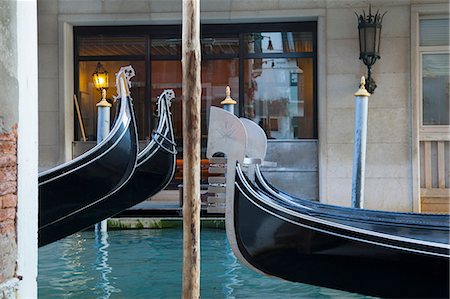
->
[[37, 0, 446, 211], [0, 0, 18, 294], [0, 128, 17, 284], [0, 0, 18, 133]]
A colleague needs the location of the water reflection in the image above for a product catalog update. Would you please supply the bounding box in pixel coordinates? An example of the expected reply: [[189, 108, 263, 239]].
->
[[39, 233, 94, 296], [222, 246, 243, 298], [94, 230, 119, 298], [39, 229, 375, 299]]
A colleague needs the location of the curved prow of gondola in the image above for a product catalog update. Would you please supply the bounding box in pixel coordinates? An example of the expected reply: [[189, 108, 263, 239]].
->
[[38, 89, 177, 247], [239, 117, 267, 161], [233, 162, 450, 298], [38, 66, 139, 247], [206, 106, 260, 272], [138, 89, 177, 166]]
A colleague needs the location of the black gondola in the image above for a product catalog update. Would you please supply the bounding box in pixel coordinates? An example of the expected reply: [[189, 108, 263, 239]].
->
[[39, 89, 177, 246], [39, 66, 139, 246], [230, 162, 450, 298]]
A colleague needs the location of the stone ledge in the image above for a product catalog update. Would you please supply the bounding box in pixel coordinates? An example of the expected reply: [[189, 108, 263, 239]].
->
[[108, 218, 225, 230]]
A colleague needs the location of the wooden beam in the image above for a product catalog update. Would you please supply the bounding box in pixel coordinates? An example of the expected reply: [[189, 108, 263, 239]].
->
[[423, 141, 432, 189], [182, 0, 201, 298], [437, 141, 445, 189], [421, 188, 450, 198], [73, 94, 87, 142]]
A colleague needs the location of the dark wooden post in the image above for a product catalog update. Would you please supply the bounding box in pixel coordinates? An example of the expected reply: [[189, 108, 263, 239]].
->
[[182, 0, 201, 298]]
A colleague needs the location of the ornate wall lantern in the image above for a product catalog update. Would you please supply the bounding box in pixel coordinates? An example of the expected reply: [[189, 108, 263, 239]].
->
[[356, 6, 386, 94], [92, 62, 109, 92]]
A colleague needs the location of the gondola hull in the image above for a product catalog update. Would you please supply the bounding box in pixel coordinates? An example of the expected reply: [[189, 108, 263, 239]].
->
[[205, 106, 450, 298], [38, 67, 139, 247], [233, 165, 450, 298], [39, 91, 176, 246]]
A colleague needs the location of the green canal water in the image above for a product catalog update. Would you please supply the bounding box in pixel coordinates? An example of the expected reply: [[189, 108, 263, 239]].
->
[[38, 228, 375, 298]]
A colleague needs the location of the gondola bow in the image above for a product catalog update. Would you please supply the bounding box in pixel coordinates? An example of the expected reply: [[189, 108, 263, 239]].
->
[[38, 66, 139, 246]]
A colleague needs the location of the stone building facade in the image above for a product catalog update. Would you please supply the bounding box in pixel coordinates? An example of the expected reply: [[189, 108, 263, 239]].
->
[[36, 0, 449, 213], [0, 0, 447, 297]]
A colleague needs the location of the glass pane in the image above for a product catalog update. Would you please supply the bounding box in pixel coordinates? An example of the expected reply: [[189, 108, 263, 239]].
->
[[77, 61, 146, 141], [152, 37, 240, 56], [422, 54, 450, 125], [201, 59, 239, 185], [151, 59, 239, 187], [151, 60, 182, 188], [420, 18, 450, 46], [151, 39, 181, 56], [202, 37, 239, 55], [244, 32, 313, 54], [151, 60, 182, 146], [78, 36, 146, 56], [244, 57, 315, 139], [364, 26, 376, 54], [201, 59, 239, 140]]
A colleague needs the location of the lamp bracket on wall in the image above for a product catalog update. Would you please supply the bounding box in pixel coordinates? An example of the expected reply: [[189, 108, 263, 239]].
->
[[355, 5, 387, 94]]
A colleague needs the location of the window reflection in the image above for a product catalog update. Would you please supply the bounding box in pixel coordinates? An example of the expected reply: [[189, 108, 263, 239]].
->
[[151, 37, 240, 56], [151, 59, 239, 186], [151, 39, 181, 56], [79, 36, 146, 57], [244, 57, 314, 139], [422, 54, 450, 126], [419, 19, 450, 47], [202, 37, 239, 55], [244, 32, 313, 54]]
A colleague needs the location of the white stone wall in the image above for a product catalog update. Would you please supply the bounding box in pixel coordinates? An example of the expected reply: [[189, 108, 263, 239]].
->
[[37, 0, 447, 211], [324, 4, 413, 211], [38, 0, 60, 168]]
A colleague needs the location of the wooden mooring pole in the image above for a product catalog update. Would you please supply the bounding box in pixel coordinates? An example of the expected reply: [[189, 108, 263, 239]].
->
[[181, 0, 201, 298]]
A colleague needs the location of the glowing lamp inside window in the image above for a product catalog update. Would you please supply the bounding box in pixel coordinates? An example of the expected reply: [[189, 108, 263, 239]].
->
[[92, 62, 109, 91]]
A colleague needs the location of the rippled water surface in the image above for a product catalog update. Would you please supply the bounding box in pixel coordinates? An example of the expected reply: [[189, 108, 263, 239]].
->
[[39, 228, 373, 298]]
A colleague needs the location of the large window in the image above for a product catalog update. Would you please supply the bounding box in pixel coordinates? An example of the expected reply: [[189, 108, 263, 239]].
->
[[419, 18, 450, 126], [413, 13, 450, 213], [74, 23, 317, 186]]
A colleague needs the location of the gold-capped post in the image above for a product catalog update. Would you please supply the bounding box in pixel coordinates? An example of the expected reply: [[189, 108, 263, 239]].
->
[[96, 88, 112, 107], [221, 86, 237, 114], [354, 76, 371, 97], [221, 86, 237, 105]]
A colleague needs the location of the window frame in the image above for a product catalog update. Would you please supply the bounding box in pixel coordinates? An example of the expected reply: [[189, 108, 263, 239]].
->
[[411, 6, 450, 212], [417, 14, 450, 134], [419, 50, 450, 133], [73, 22, 318, 141]]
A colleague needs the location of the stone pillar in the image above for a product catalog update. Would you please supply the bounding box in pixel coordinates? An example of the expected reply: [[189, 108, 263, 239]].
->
[[0, 0, 19, 297], [0, 0, 38, 297]]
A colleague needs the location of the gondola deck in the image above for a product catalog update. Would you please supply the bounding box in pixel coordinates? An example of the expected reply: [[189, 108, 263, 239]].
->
[[233, 163, 449, 298]]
